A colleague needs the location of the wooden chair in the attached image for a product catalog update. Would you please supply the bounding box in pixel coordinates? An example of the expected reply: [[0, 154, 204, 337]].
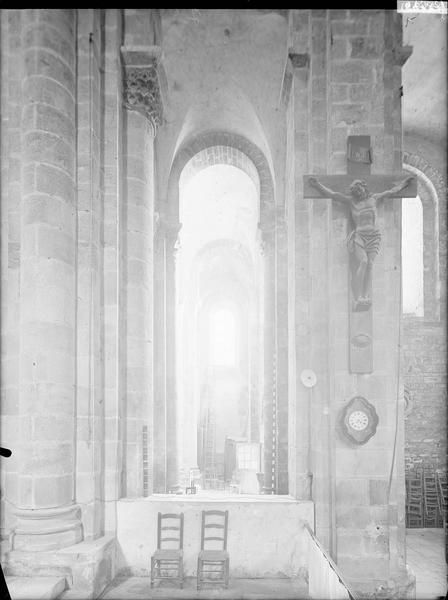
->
[[197, 510, 229, 590], [150, 512, 184, 589]]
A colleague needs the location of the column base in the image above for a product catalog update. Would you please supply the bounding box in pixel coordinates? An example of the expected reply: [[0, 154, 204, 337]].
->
[[12, 505, 83, 552], [351, 566, 416, 599], [5, 534, 116, 599]]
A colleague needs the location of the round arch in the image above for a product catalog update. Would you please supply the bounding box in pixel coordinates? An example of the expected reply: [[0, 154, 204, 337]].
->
[[155, 129, 285, 495], [403, 152, 447, 320], [163, 130, 276, 228]]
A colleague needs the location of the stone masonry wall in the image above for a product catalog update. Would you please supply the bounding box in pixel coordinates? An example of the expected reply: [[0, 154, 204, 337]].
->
[[76, 8, 105, 541], [0, 9, 23, 539], [403, 318, 447, 473], [288, 10, 411, 597]]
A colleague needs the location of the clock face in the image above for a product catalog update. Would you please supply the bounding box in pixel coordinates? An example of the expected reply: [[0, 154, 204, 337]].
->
[[340, 396, 378, 445], [348, 410, 369, 431]]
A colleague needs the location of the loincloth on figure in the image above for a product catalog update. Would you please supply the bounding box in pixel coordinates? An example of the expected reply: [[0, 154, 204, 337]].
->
[[347, 228, 381, 256]]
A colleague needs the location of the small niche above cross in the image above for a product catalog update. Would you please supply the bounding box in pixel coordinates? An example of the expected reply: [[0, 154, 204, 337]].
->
[[303, 136, 416, 373]]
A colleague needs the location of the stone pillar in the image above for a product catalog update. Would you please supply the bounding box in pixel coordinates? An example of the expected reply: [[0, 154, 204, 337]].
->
[[103, 8, 124, 533], [248, 297, 260, 443], [291, 9, 412, 597], [308, 10, 336, 556], [276, 210, 289, 494], [285, 12, 313, 502], [121, 46, 162, 497], [75, 8, 105, 541], [1, 9, 23, 539], [153, 217, 180, 492], [165, 223, 181, 492], [153, 219, 167, 493], [13, 9, 82, 550], [260, 227, 276, 494]]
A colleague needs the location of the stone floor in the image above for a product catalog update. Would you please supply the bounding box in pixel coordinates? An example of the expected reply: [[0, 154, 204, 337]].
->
[[406, 528, 447, 599], [5, 528, 446, 599], [99, 577, 309, 600]]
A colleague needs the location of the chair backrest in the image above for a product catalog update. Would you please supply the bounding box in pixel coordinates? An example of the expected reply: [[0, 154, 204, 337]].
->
[[200, 510, 228, 551], [157, 512, 184, 550]]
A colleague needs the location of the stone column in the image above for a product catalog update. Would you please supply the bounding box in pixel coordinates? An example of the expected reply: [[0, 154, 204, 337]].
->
[[288, 40, 313, 501], [153, 218, 167, 493], [165, 223, 181, 492], [248, 296, 260, 443], [121, 46, 162, 497], [103, 8, 124, 533], [13, 9, 82, 550], [260, 227, 276, 494], [75, 8, 105, 541], [153, 217, 181, 492], [276, 210, 289, 494]]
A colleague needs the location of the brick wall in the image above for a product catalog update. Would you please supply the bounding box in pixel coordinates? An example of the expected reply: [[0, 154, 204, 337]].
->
[[403, 318, 447, 473]]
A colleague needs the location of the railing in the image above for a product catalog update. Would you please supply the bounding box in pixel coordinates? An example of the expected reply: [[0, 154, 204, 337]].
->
[[303, 523, 358, 600]]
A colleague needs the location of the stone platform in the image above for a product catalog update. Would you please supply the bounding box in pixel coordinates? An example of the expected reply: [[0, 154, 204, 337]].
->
[[5, 534, 116, 600], [116, 494, 314, 579], [6, 576, 66, 600]]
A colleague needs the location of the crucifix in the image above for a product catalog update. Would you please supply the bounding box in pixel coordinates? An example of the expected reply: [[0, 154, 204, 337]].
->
[[303, 136, 416, 373]]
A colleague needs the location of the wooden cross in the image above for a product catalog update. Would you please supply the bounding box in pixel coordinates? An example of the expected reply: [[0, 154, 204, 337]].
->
[[303, 136, 417, 373]]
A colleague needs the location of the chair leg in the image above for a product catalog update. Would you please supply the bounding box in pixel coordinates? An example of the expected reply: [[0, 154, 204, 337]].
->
[[197, 557, 201, 591], [225, 558, 229, 588], [179, 558, 184, 589], [150, 557, 155, 588]]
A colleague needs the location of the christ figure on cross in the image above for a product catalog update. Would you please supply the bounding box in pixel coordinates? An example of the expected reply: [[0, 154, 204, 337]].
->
[[308, 175, 414, 309]]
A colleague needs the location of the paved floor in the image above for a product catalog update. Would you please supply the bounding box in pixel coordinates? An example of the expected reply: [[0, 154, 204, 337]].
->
[[70, 528, 448, 600], [99, 577, 309, 600], [406, 528, 447, 599]]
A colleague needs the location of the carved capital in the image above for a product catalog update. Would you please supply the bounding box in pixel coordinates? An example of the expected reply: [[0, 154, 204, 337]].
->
[[288, 52, 310, 70], [121, 46, 164, 132]]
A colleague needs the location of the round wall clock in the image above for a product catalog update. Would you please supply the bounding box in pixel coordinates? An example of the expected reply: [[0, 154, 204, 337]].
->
[[300, 369, 317, 388], [340, 396, 378, 445]]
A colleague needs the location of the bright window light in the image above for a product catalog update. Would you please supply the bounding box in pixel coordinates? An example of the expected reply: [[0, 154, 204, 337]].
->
[[210, 308, 236, 366], [402, 196, 424, 316]]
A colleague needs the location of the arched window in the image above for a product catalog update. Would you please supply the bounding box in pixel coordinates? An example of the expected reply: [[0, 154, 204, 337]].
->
[[402, 196, 424, 316], [209, 308, 237, 366]]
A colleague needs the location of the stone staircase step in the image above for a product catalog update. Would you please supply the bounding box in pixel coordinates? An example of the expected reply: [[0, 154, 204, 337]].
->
[[6, 576, 67, 600]]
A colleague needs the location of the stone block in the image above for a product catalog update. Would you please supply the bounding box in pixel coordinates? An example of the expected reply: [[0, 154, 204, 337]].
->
[[32, 415, 73, 443], [330, 19, 368, 37], [76, 473, 95, 504], [332, 103, 368, 126], [349, 83, 373, 102], [331, 38, 347, 59], [312, 24, 326, 54], [24, 24, 75, 69], [350, 36, 382, 59], [332, 61, 373, 83], [335, 448, 391, 478], [336, 478, 369, 505], [34, 164, 75, 204], [33, 473, 73, 507], [25, 47, 75, 91], [125, 155, 147, 182], [37, 227, 75, 266], [21, 442, 73, 477], [336, 530, 365, 555], [369, 478, 389, 505]]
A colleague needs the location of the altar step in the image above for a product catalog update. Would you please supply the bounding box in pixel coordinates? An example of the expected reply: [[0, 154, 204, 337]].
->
[[100, 576, 309, 599], [6, 575, 67, 600]]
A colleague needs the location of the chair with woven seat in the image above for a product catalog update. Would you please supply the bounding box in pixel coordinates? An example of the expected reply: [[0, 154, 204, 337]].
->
[[150, 512, 184, 589], [197, 509, 229, 590]]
